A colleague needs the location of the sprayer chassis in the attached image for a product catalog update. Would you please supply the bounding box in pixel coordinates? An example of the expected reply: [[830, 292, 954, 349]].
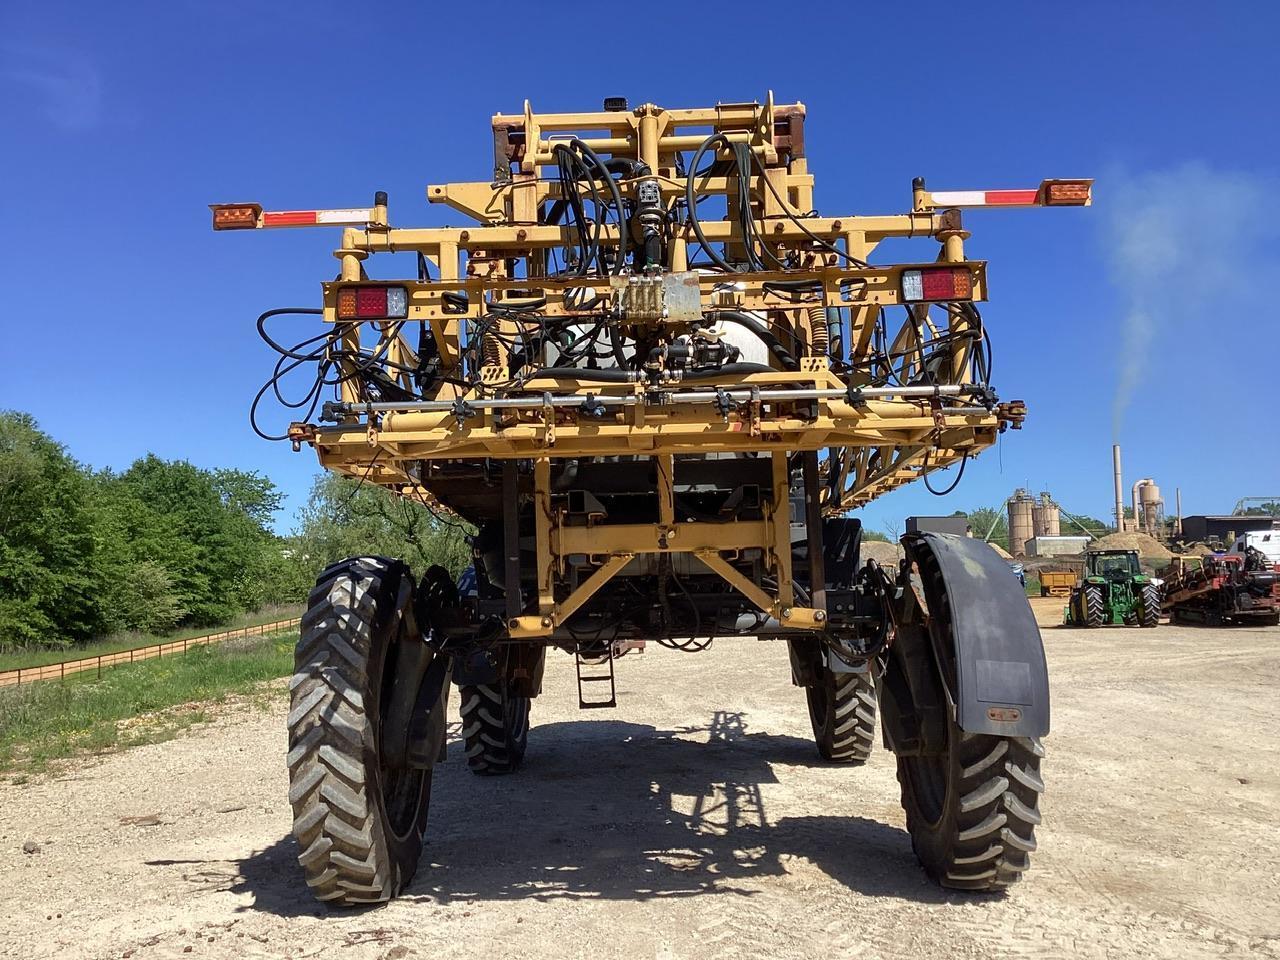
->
[[215, 95, 1085, 905]]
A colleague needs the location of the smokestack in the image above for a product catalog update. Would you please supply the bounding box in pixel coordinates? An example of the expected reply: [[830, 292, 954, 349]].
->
[[1113, 444, 1125, 534], [1176, 487, 1183, 538]]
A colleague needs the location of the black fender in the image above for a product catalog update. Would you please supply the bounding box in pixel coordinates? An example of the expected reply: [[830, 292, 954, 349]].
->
[[382, 572, 453, 769], [896, 532, 1049, 739]]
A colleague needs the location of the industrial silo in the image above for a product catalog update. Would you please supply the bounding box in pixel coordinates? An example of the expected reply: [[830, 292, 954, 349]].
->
[[1008, 489, 1036, 557], [1036, 492, 1061, 538]]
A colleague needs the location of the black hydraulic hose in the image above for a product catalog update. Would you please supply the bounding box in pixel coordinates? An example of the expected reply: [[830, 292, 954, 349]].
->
[[604, 157, 650, 178], [711, 311, 800, 370], [608, 324, 628, 368], [923, 450, 969, 496], [553, 144, 602, 276], [256, 307, 327, 359], [686, 133, 737, 272], [569, 138, 628, 275]]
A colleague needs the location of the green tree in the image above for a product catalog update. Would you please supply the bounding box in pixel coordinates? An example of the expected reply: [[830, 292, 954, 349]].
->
[[289, 475, 472, 588], [96, 456, 285, 626], [966, 506, 1009, 546], [1242, 502, 1280, 517], [102, 560, 188, 633], [0, 412, 105, 648], [212, 468, 285, 527], [1060, 513, 1113, 539]]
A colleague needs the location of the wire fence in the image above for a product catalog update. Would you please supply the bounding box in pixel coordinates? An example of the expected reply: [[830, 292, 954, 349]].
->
[[0, 618, 302, 688]]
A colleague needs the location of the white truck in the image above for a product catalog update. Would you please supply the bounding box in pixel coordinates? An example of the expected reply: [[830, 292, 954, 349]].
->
[[1227, 530, 1280, 568]]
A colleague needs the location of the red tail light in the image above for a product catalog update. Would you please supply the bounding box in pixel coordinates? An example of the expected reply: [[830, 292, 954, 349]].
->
[[901, 267, 973, 302], [336, 286, 409, 320]]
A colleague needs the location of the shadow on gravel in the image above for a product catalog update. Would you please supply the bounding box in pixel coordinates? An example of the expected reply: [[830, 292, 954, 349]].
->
[[231, 710, 953, 915]]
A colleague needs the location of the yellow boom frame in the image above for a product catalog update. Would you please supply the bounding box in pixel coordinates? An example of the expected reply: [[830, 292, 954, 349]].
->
[[214, 94, 1087, 638]]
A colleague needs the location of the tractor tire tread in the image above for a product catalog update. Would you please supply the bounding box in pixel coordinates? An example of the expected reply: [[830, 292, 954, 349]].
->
[[810, 670, 876, 763], [898, 733, 1044, 891], [459, 680, 529, 775], [286, 556, 421, 906]]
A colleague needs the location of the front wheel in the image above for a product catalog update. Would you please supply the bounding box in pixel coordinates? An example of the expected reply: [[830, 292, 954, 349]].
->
[[1080, 585, 1105, 628], [287, 557, 431, 905], [897, 721, 1045, 889]]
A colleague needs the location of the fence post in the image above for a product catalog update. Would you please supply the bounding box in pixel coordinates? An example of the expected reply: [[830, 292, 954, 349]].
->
[[98, 656, 102, 680], [61, 661, 65, 682]]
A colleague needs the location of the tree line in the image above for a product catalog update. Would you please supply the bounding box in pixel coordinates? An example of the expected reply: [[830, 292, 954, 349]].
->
[[0, 411, 469, 653]]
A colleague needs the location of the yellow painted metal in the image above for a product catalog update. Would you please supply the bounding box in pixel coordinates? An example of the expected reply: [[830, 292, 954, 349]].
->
[[509, 552, 635, 638], [216, 95, 1073, 633]]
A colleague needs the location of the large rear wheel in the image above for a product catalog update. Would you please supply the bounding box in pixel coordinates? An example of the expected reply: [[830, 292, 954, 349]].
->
[[459, 672, 530, 775], [287, 557, 431, 905], [897, 725, 1044, 889], [1138, 583, 1160, 627], [893, 537, 1045, 890]]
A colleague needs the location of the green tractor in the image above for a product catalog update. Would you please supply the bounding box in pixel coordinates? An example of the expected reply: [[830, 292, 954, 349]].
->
[[1065, 549, 1160, 628]]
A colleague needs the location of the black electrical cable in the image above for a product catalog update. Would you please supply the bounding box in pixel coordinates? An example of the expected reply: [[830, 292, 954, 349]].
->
[[749, 149, 870, 268]]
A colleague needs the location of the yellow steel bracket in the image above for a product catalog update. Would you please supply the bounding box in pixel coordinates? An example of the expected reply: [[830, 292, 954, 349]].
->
[[509, 552, 635, 638], [694, 549, 826, 629]]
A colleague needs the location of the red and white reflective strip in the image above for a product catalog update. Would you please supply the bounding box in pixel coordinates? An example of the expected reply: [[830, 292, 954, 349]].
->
[[928, 189, 1041, 208], [260, 208, 376, 227]]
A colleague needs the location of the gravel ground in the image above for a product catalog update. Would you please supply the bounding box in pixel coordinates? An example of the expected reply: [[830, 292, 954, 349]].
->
[[2, 598, 1278, 960]]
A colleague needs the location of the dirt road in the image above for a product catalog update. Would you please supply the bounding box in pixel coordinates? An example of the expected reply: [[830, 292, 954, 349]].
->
[[3, 599, 1278, 959]]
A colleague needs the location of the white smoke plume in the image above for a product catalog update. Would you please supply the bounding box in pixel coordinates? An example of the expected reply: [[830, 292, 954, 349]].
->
[[1104, 163, 1277, 438]]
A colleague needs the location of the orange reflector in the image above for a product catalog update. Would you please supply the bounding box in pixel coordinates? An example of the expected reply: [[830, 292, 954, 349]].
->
[[1042, 180, 1092, 206], [210, 203, 262, 230], [987, 706, 1022, 723], [336, 288, 359, 319]]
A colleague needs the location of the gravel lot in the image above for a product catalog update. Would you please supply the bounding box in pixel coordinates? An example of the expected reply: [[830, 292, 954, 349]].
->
[[2, 597, 1278, 960]]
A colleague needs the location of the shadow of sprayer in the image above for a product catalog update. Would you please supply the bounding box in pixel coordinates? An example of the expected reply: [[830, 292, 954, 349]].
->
[[229, 710, 941, 915]]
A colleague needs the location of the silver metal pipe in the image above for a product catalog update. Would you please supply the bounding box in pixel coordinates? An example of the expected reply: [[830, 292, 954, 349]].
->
[[336, 383, 977, 416]]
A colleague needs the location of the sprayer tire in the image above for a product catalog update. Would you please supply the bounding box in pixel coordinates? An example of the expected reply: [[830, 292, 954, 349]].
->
[[287, 557, 430, 906], [459, 681, 529, 775], [807, 669, 876, 763]]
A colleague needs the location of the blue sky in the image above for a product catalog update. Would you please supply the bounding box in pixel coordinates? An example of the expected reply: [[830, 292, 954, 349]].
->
[[2, 1, 1276, 536]]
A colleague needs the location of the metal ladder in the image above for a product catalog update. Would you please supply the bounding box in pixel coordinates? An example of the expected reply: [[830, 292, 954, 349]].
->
[[574, 647, 617, 709]]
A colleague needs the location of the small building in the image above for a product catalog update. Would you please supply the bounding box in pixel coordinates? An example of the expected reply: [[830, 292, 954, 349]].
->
[[1180, 515, 1278, 545], [906, 515, 971, 537], [1026, 535, 1090, 557]]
